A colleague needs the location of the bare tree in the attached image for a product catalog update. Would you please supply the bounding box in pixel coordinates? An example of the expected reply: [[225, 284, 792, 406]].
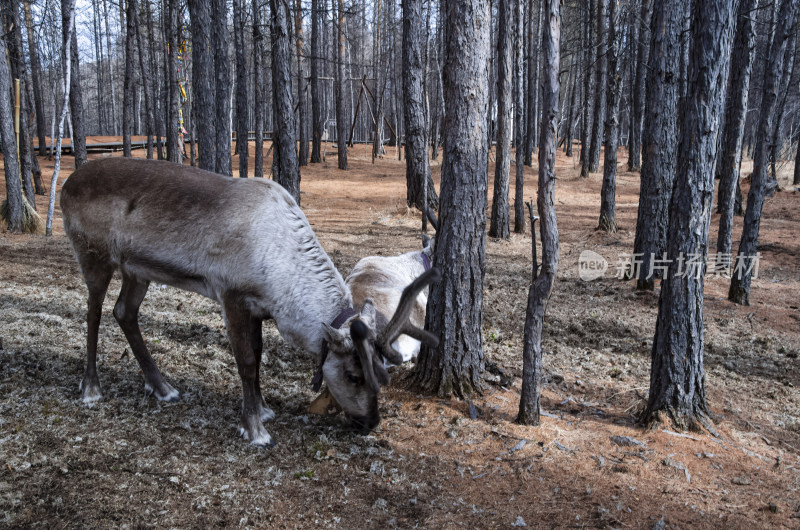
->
[[598, 0, 620, 232], [628, 0, 652, 171], [643, 0, 737, 431], [310, 0, 322, 163], [518, 0, 559, 425], [234, 0, 249, 176], [513, 0, 525, 233], [524, 0, 542, 166], [23, 1, 47, 158], [295, 0, 308, 166], [584, 0, 607, 176], [411, 0, 490, 397], [632, 0, 683, 291], [1, 41, 24, 232], [122, 0, 135, 157], [578, 0, 593, 169], [729, 0, 799, 305], [189, 0, 216, 171], [253, 0, 265, 176], [334, 0, 348, 169], [133, 0, 154, 160], [165, 0, 182, 164], [213, 0, 232, 175]]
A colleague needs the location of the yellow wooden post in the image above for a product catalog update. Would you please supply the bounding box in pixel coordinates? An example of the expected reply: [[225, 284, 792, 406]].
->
[[13, 78, 20, 163]]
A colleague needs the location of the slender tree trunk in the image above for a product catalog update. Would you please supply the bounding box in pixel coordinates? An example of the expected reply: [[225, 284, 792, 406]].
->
[[642, 0, 736, 432], [133, 0, 154, 160], [295, 0, 308, 166], [271, 0, 301, 201], [524, 0, 541, 166], [334, 0, 348, 169], [632, 0, 682, 290], [628, 0, 652, 171], [24, 1, 47, 158], [729, 0, 798, 306], [489, 0, 513, 239], [513, 0, 525, 233], [372, 0, 384, 163], [598, 0, 620, 232], [189, 0, 216, 171], [213, 0, 232, 175], [518, 0, 559, 426], [769, 31, 796, 182], [1, 42, 24, 231], [579, 0, 593, 168], [253, 0, 265, 176], [103, 0, 118, 136], [310, 0, 322, 162], [411, 0, 490, 398], [564, 54, 578, 157], [122, 0, 135, 157], [165, 0, 182, 163], [716, 0, 759, 261], [64, 15, 86, 167], [234, 0, 249, 176], [585, 0, 608, 176], [403, 0, 439, 211]]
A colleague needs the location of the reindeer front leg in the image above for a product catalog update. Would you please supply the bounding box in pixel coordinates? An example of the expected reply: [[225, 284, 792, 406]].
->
[[250, 317, 275, 422], [223, 296, 274, 448]]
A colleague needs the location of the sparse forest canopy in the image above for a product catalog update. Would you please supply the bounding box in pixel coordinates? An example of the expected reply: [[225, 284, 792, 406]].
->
[[2, 0, 800, 526]]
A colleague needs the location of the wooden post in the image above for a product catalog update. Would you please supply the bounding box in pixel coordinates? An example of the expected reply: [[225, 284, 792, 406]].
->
[[14, 78, 20, 163]]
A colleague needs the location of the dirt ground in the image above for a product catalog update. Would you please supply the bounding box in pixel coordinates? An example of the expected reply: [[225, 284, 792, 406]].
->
[[1, 143, 799, 528]]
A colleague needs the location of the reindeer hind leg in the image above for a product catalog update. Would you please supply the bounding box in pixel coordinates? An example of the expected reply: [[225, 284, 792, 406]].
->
[[250, 317, 275, 422], [76, 251, 114, 403]]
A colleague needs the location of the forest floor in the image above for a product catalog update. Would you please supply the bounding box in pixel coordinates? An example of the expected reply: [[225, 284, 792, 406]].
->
[[1, 143, 799, 528]]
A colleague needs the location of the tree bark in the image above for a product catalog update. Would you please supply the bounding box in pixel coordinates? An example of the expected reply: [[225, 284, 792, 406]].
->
[[271, 0, 301, 201], [402, 0, 439, 212], [253, 0, 265, 176], [524, 0, 542, 166], [598, 0, 620, 233], [729, 0, 798, 306], [133, 0, 154, 160], [23, 1, 47, 159], [411, 0, 490, 398], [769, 31, 796, 182], [310, 0, 322, 162], [628, 0, 652, 171], [68, 18, 86, 168], [564, 55, 579, 158], [584, 0, 607, 176], [642, 0, 736, 432], [632, 0, 682, 290], [213, 0, 232, 175], [579, 0, 593, 168], [189, 0, 216, 171], [122, 0, 135, 157], [716, 0, 759, 261], [517, 0, 559, 426], [1, 42, 24, 232], [295, 0, 309, 166], [513, 0, 525, 234], [166, 0, 182, 164], [234, 0, 249, 177], [489, 0, 513, 239], [102, 0, 118, 136], [334, 0, 348, 169]]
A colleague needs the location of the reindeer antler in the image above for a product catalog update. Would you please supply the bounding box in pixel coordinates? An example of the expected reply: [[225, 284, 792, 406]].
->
[[377, 268, 441, 364]]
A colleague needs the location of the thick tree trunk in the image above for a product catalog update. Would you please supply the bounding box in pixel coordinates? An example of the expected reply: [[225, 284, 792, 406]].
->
[[579, 0, 593, 168], [402, 0, 438, 212], [716, 0, 759, 261], [122, 0, 135, 157], [598, 0, 620, 233], [310, 0, 322, 163], [1, 43, 24, 231], [513, 0, 525, 234], [166, 0, 182, 164], [234, 0, 249, 177], [585, 0, 607, 176], [334, 0, 348, 169], [411, 0, 490, 398], [518, 0, 559, 426], [189, 0, 216, 171], [295, 0, 308, 167], [729, 0, 798, 306], [23, 1, 47, 159], [271, 0, 301, 201], [213, 0, 232, 175], [632, 0, 682, 290], [253, 0, 265, 176], [489, 0, 513, 239], [628, 0, 652, 171], [642, 0, 736, 432]]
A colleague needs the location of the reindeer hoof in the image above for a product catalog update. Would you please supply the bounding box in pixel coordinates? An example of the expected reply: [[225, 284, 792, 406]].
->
[[258, 403, 276, 423], [145, 381, 181, 402], [238, 421, 275, 448], [79, 378, 103, 404]]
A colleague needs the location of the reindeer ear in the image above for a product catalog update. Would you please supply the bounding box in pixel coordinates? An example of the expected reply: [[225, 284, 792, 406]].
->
[[359, 298, 377, 330], [322, 322, 351, 354]]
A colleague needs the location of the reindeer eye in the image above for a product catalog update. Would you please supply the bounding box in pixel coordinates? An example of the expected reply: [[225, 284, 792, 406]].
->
[[345, 372, 363, 385]]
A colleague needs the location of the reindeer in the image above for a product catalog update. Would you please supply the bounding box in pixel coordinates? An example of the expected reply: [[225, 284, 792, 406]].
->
[[60, 157, 439, 447]]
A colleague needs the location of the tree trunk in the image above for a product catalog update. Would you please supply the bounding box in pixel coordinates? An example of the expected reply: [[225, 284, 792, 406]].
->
[[271, 0, 301, 201], [513, 0, 525, 234], [579, 0, 593, 168], [310, 0, 322, 163], [295, 0, 308, 166], [489, 0, 513, 239], [166, 0, 182, 164], [632, 0, 682, 291], [642, 0, 736, 432], [628, 0, 652, 171], [234, 0, 249, 177], [411, 0, 490, 398], [402, 0, 439, 212], [253, 0, 265, 176], [102, 0, 118, 136], [23, 1, 47, 158], [213, 0, 232, 175], [769, 31, 796, 182], [585, 0, 607, 176], [564, 54, 579, 158], [716, 0, 759, 261], [334, 0, 348, 169], [122, 0, 135, 158], [189, 0, 216, 171], [524, 0, 541, 166], [133, 0, 154, 160], [372, 0, 384, 163], [729, 0, 798, 306], [598, 0, 620, 233], [517, 0, 559, 426], [65, 10, 86, 167], [1, 43, 24, 232]]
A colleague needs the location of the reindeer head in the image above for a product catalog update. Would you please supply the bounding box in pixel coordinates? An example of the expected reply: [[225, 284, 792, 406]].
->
[[320, 268, 441, 433]]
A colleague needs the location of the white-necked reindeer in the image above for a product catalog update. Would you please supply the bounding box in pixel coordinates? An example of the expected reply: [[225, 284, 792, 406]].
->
[[60, 157, 439, 447]]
